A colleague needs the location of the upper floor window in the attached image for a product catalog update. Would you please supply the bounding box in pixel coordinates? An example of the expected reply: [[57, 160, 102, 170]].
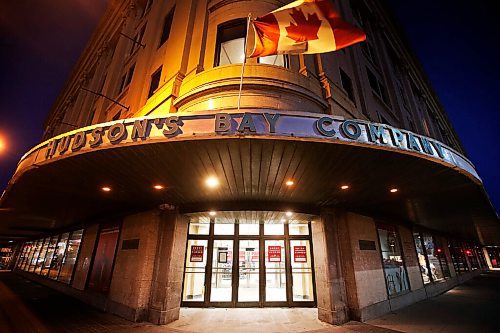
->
[[366, 67, 391, 107], [117, 63, 135, 95], [339, 67, 355, 103], [148, 66, 162, 99], [130, 25, 147, 55], [215, 19, 246, 66], [140, 0, 153, 18], [159, 7, 175, 47], [258, 54, 288, 68]]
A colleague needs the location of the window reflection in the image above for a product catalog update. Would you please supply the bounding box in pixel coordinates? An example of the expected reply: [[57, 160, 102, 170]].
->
[[377, 225, 409, 297]]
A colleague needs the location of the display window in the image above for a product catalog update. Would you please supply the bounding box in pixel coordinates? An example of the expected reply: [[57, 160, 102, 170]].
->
[[413, 232, 450, 284], [377, 224, 410, 297], [448, 240, 469, 274], [16, 229, 84, 285]]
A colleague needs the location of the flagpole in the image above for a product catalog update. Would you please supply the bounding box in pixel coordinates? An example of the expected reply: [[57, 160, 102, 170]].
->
[[237, 13, 252, 112]]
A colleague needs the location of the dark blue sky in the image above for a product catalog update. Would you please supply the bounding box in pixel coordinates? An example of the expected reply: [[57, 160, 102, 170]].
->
[[0, 1, 498, 212]]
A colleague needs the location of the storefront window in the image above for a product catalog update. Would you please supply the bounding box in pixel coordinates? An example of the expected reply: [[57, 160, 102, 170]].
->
[[422, 234, 450, 281], [264, 221, 285, 235], [238, 222, 259, 235], [413, 233, 430, 284], [183, 239, 208, 302], [41, 236, 58, 276], [34, 237, 50, 274], [449, 240, 469, 274], [214, 218, 235, 235], [21, 242, 33, 270], [465, 243, 479, 270], [189, 216, 210, 235], [377, 225, 410, 297], [58, 229, 84, 283], [289, 221, 310, 235], [49, 233, 69, 280], [28, 240, 42, 272], [290, 240, 314, 301]]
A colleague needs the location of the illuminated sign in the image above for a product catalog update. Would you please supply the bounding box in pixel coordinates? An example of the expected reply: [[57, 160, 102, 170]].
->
[[21, 111, 478, 182]]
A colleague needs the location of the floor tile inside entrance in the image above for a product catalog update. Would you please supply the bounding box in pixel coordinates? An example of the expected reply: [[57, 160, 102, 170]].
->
[[166, 308, 335, 333]]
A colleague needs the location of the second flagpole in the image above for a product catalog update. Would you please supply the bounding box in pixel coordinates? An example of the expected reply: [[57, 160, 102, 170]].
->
[[237, 13, 252, 112]]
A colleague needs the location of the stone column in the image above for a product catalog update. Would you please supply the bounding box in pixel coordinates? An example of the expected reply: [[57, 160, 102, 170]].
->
[[148, 209, 189, 324], [311, 208, 349, 325]]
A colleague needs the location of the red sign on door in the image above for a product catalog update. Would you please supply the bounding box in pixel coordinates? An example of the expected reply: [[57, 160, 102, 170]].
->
[[190, 245, 204, 262], [268, 245, 281, 262], [294, 245, 307, 263]]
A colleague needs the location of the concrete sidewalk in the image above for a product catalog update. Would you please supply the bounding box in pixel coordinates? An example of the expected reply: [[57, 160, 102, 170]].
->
[[0, 271, 499, 332]]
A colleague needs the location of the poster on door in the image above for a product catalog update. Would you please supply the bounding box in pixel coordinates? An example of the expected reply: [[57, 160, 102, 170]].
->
[[268, 245, 281, 262], [293, 245, 307, 263], [190, 245, 204, 262]]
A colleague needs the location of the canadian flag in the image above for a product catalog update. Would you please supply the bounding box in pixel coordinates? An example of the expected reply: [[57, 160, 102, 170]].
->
[[249, 0, 366, 57]]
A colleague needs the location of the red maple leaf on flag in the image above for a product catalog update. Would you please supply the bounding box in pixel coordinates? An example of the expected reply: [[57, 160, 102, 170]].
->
[[285, 8, 322, 43]]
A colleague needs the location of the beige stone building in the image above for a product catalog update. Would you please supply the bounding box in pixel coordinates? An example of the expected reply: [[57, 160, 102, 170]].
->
[[1, 0, 498, 326]]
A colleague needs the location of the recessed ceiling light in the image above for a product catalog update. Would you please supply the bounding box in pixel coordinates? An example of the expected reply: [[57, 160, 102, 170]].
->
[[390, 188, 398, 193], [285, 180, 294, 186], [285, 211, 293, 217], [341, 185, 349, 190], [205, 176, 219, 188], [209, 211, 217, 216], [101, 186, 111, 192], [153, 185, 165, 190]]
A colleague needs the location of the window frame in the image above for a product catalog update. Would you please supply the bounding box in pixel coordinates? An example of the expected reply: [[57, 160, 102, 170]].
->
[[214, 18, 247, 67]]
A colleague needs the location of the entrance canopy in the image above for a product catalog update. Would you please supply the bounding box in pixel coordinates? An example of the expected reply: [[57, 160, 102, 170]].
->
[[0, 111, 497, 244]]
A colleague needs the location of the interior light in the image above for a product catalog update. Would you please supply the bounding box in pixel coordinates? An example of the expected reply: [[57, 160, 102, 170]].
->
[[101, 186, 111, 192], [208, 99, 214, 110], [205, 176, 219, 188], [209, 211, 217, 216], [285, 211, 293, 217], [285, 180, 294, 186], [390, 188, 398, 193], [153, 185, 165, 190], [341, 185, 349, 190], [281, 219, 286, 223]]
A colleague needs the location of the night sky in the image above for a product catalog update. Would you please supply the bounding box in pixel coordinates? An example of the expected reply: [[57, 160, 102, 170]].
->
[[0, 1, 499, 212]]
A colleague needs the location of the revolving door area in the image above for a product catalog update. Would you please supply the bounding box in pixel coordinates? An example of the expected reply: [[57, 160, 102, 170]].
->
[[181, 213, 316, 307]]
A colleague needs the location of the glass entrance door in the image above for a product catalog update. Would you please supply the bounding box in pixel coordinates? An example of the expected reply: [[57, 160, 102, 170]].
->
[[238, 240, 259, 303], [181, 213, 316, 308]]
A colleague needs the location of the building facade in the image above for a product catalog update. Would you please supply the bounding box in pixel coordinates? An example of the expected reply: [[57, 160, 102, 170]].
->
[[1, 0, 498, 326]]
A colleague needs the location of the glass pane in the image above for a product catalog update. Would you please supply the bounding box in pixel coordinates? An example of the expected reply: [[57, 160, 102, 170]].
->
[[21, 242, 34, 270], [264, 223, 284, 235], [239, 223, 259, 235], [59, 229, 84, 283], [423, 234, 444, 281], [34, 238, 50, 274], [219, 38, 245, 65], [41, 236, 58, 276], [183, 239, 208, 302], [28, 240, 42, 272], [238, 240, 259, 302], [189, 216, 210, 235], [214, 218, 235, 235], [210, 240, 233, 302], [377, 227, 410, 296], [49, 233, 69, 280], [259, 55, 286, 67], [290, 240, 314, 301], [265, 240, 286, 302], [413, 233, 431, 284], [289, 222, 309, 235]]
